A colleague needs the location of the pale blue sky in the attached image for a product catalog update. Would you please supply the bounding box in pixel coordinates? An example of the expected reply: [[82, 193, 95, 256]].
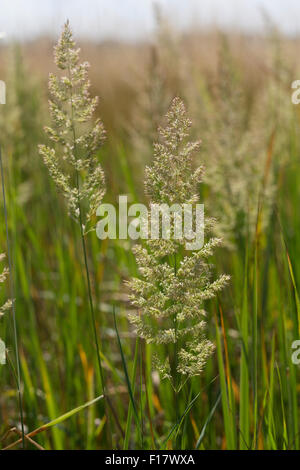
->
[[0, 0, 300, 42]]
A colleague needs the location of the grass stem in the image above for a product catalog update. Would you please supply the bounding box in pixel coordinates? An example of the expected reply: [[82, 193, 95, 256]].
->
[[0, 146, 25, 448]]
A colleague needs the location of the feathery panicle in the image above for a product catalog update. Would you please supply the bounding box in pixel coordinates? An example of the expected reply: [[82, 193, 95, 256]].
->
[[145, 97, 203, 205], [205, 38, 274, 248], [186, 36, 274, 248], [39, 21, 106, 228], [0, 253, 12, 365], [127, 98, 229, 388]]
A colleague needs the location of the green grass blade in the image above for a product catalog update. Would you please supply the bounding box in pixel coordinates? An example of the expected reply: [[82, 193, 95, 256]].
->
[[215, 313, 235, 449], [239, 245, 250, 449], [123, 338, 140, 449], [252, 242, 258, 449], [113, 307, 141, 437], [195, 392, 221, 449], [42, 395, 104, 431], [161, 376, 218, 449]]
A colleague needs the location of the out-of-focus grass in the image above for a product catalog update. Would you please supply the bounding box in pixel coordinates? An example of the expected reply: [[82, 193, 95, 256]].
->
[[0, 25, 300, 450]]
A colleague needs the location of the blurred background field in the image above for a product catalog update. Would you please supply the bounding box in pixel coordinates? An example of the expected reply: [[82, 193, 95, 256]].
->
[[0, 0, 300, 450]]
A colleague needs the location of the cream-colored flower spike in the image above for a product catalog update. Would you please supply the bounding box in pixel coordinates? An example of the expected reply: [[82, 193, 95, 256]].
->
[[127, 98, 229, 389], [39, 21, 106, 227], [0, 253, 12, 365]]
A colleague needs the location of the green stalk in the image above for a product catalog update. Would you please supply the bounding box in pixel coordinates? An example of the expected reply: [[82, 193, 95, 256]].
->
[[267, 334, 276, 449], [67, 59, 105, 396], [239, 244, 250, 449], [113, 306, 142, 444], [173, 253, 180, 449], [252, 241, 258, 449], [78, 195, 106, 394], [123, 338, 140, 449], [67, 64, 111, 445], [140, 340, 144, 448], [215, 312, 235, 449], [0, 146, 25, 448]]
